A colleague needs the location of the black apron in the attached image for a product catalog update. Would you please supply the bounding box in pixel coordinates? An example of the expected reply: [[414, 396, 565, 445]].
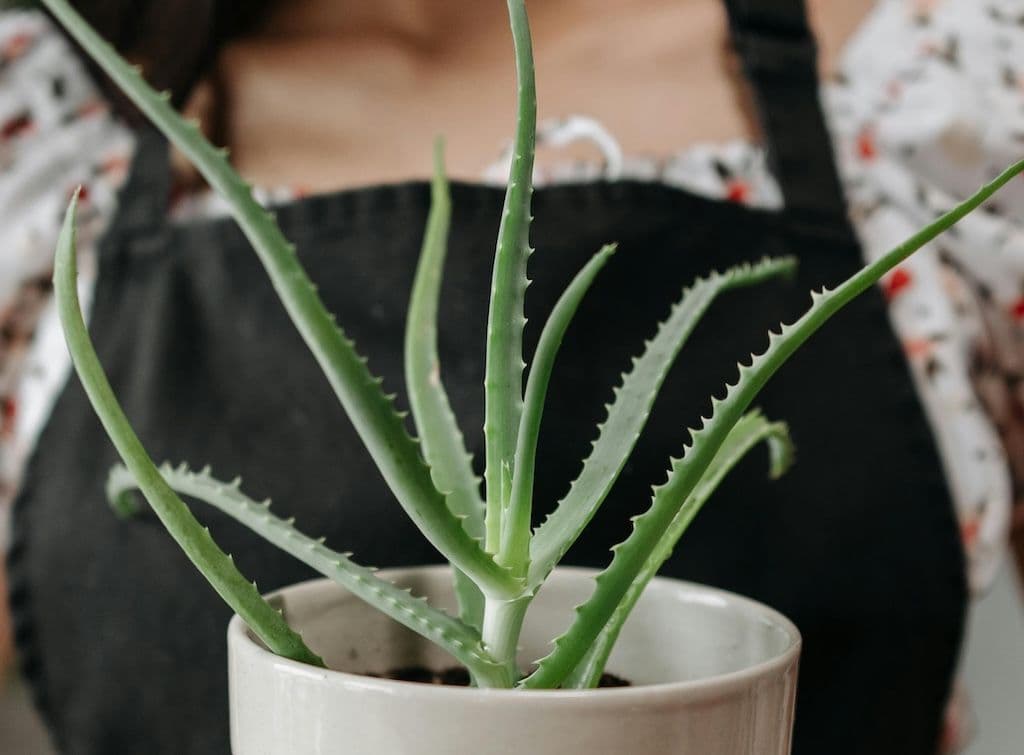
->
[[9, 1, 967, 753]]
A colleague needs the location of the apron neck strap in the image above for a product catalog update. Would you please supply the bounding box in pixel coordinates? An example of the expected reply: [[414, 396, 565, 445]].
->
[[723, 0, 849, 221], [105, 127, 175, 243]]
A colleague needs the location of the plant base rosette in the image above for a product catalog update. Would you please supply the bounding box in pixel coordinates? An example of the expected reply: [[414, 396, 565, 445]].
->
[[229, 567, 801, 755]]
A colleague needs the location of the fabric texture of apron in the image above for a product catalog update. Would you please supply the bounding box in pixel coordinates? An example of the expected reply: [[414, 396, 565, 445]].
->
[[9, 1, 967, 752]]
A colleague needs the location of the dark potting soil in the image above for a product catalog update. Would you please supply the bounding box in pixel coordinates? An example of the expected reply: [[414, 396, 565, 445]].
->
[[369, 666, 630, 688]]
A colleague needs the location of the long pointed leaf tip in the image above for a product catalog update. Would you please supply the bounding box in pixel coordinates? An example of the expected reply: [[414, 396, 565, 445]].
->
[[53, 192, 325, 668]]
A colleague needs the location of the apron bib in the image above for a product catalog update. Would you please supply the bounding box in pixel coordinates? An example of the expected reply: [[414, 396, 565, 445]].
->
[[9, 1, 967, 752]]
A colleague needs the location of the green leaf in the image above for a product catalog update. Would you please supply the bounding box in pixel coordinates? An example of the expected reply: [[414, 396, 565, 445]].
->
[[520, 156, 1024, 689], [562, 411, 793, 688], [527, 257, 797, 588], [483, 0, 537, 552], [40, 0, 519, 600], [500, 243, 618, 574], [107, 463, 511, 688], [54, 194, 323, 668], [405, 139, 486, 629]]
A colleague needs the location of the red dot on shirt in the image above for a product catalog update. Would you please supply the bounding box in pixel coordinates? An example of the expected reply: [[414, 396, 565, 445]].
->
[[77, 99, 106, 119], [1, 397, 15, 430], [883, 267, 913, 299], [725, 180, 750, 204], [1, 113, 33, 140], [960, 518, 980, 547], [856, 129, 878, 162], [903, 338, 933, 358], [67, 185, 91, 205], [4, 33, 34, 61], [1010, 297, 1024, 320]]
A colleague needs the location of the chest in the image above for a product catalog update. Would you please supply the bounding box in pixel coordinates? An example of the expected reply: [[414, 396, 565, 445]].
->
[[209, 1, 749, 191], [196, 0, 871, 193]]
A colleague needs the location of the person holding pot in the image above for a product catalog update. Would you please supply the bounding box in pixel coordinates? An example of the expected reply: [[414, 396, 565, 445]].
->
[[1, 0, 1022, 752]]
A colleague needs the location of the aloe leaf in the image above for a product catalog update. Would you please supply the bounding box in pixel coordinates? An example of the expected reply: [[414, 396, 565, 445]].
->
[[405, 139, 486, 629], [499, 243, 618, 573], [562, 411, 793, 689], [106, 463, 511, 687], [53, 195, 324, 668], [527, 257, 797, 588], [483, 0, 537, 552], [520, 157, 1024, 689], [40, 0, 519, 599]]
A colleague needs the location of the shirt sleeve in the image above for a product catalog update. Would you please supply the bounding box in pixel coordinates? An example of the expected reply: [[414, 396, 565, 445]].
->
[[0, 8, 133, 544], [823, 0, 1024, 597]]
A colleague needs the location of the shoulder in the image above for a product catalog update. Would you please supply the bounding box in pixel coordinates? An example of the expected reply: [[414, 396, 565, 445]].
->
[[0, 8, 136, 526], [824, 0, 1024, 594], [0, 7, 134, 302]]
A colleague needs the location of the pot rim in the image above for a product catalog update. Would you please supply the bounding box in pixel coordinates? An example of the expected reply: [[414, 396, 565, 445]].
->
[[228, 565, 801, 704]]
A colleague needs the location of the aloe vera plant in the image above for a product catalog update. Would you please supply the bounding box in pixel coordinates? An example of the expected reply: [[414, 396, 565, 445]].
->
[[44, 0, 1023, 691]]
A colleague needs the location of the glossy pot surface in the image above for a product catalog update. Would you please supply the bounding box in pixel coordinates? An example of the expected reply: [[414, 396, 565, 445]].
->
[[228, 566, 801, 754]]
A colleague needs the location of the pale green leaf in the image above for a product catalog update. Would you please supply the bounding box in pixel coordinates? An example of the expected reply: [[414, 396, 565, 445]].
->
[[405, 139, 486, 629], [528, 257, 796, 588], [499, 243, 617, 573], [41, 0, 518, 599], [107, 463, 510, 687], [483, 0, 537, 552], [54, 195, 323, 668], [562, 411, 792, 688], [521, 156, 1024, 689]]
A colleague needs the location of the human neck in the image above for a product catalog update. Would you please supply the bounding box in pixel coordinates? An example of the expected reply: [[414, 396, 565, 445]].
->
[[257, 0, 493, 45], [254, 0, 689, 50]]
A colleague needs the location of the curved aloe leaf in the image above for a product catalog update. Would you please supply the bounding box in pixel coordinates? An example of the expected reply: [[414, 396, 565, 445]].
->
[[521, 156, 1024, 689], [527, 257, 797, 588], [405, 139, 486, 629], [41, 0, 519, 600], [106, 463, 511, 687], [562, 411, 793, 688], [54, 195, 324, 668], [484, 0, 537, 551], [499, 243, 618, 572]]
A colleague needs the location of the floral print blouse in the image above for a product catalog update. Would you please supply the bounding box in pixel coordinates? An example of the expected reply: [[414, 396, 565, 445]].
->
[[1, 2, 1022, 752]]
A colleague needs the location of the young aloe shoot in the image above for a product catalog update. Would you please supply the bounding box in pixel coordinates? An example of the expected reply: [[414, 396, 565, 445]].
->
[[45, 0, 1024, 690]]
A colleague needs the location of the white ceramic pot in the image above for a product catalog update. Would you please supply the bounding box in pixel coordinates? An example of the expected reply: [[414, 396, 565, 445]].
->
[[228, 566, 801, 755]]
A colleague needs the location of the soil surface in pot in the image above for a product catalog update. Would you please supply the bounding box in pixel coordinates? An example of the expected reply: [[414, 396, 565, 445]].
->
[[368, 666, 630, 688]]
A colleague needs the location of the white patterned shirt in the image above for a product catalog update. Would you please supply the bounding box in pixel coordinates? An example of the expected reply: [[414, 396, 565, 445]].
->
[[2, 3, 1023, 749]]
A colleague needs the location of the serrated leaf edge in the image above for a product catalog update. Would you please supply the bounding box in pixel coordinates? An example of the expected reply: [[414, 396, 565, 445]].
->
[[527, 256, 796, 587], [107, 462, 509, 685], [561, 411, 793, 688], [40, 0, 518, 599]]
